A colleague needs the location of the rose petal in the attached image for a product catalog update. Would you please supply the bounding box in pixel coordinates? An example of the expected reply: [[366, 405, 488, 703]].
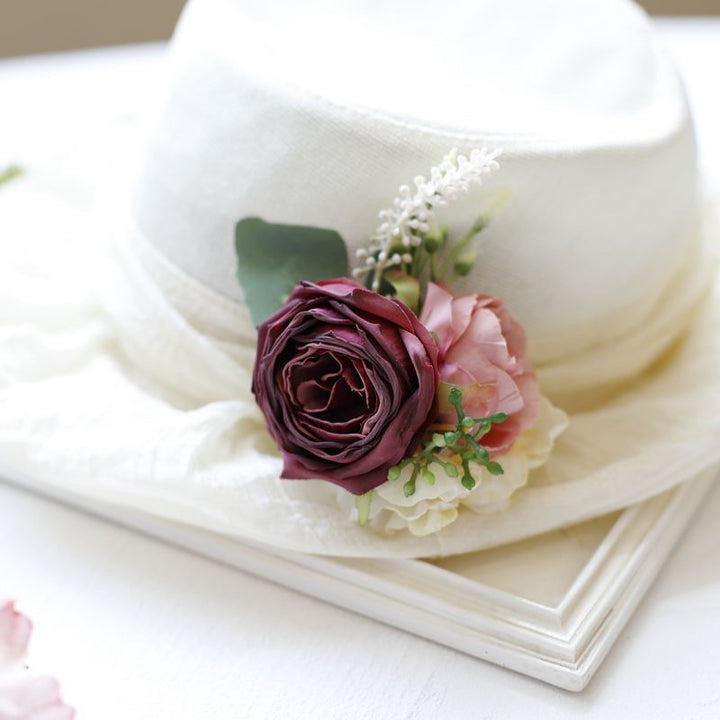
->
[[0, 601, 31, 670]]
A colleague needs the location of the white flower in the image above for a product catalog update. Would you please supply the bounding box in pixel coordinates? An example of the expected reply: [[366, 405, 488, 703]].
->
[[338, 397, 568, 537], [354, 148, 502, 288]]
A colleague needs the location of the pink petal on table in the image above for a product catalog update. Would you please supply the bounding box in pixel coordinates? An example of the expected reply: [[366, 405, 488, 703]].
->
[[0, 674, 75, 720], [0, 601, 75, 720], [0, 600, 32, 668]]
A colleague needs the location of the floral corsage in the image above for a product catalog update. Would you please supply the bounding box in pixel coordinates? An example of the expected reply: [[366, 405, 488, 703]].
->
[[236, 149, 568, 537]]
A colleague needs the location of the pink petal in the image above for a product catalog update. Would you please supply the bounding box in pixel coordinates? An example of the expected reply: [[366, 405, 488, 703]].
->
[[446, 307, 516, 375], [419, 282, 457, 353], [0, 675, 75, 720], [475, 295, 529, 361], [0, 603, 75, 720], [0, 601, 32, 669]]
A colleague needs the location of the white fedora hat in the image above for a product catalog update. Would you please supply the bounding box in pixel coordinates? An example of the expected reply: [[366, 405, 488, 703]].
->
[[0, 0, 718, 558]]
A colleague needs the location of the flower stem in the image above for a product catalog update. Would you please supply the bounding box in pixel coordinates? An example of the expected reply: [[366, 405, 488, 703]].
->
[[355, 491, 373, 526], [387, 386, 508, 497], [436, 215, 487, 280]]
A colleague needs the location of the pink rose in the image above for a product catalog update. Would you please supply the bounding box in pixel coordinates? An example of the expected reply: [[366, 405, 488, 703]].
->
[[253, 278, 439, 495], [420, 282, 540, 455]]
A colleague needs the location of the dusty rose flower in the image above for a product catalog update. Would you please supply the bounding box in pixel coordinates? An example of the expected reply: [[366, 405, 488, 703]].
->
[[420, 282, 540, 455], [0, 600, 75, 720], [253, 278, 439, 494]]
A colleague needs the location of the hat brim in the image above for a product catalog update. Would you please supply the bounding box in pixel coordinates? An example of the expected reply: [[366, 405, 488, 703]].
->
[[1, 141, 719, 559]]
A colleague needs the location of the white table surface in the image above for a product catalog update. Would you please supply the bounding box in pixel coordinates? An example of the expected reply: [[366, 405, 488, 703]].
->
[[1, 18, 720, 720]]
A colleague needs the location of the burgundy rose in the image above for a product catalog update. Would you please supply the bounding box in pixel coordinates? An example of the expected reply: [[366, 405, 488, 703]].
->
[[253, 278, 439, 495]]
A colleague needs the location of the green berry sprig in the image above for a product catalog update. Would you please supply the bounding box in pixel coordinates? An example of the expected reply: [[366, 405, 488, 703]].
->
[[388, 386, 507, 497]]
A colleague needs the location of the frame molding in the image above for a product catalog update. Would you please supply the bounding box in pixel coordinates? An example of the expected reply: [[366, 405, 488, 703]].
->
[[3, 467, 716, 690]]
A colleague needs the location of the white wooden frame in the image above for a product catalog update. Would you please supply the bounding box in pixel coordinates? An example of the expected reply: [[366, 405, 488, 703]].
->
[[3, 466, 716, 691]]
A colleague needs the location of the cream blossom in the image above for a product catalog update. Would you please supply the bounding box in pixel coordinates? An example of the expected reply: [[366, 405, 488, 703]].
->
[[338, 398, 568, 536]]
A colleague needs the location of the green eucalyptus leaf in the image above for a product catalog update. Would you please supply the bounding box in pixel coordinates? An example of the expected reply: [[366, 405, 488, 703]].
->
[[235, 217, 348, 326]]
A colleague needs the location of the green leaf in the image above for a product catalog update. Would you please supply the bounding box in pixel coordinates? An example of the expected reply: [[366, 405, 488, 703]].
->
[[235, 217, 348, 326]]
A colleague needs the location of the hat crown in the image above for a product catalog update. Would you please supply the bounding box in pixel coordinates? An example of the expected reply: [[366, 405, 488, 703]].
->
[[131, 0, 697, 366], [184, 0, 670, 136]]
